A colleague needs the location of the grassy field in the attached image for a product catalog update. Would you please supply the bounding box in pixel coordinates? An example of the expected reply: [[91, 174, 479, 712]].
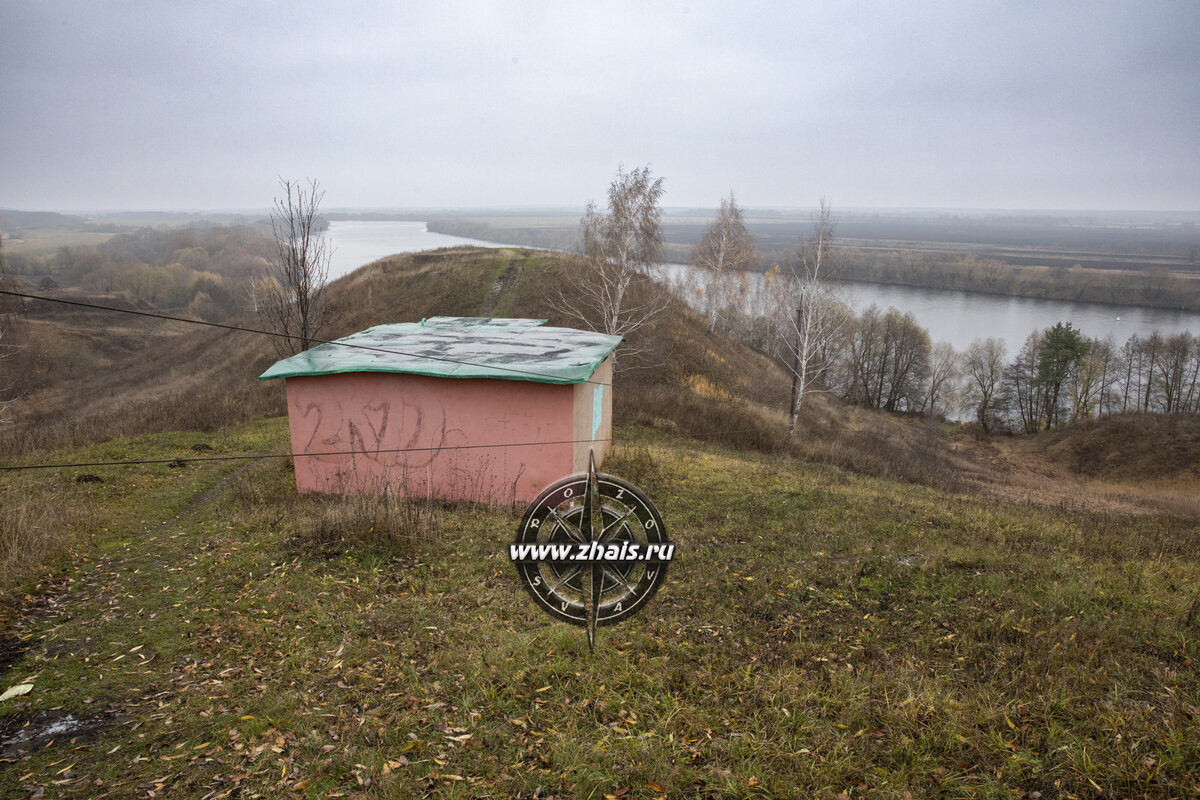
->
[[2, 230, 117, 259], [1, 418, 1197, 798]]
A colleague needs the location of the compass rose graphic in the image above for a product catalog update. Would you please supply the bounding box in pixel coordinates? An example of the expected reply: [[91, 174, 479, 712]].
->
[[510, 451, 672, 650]]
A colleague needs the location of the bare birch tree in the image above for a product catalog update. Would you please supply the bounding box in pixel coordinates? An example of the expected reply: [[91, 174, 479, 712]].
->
[[691, 192, 756, 334], [266, 178, 331, 356], [553, 165, 668, 364], [777, 199, 844, 436], [242, 259, 277, 315]]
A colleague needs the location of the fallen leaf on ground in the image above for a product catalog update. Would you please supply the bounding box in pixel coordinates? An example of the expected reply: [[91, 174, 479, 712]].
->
[[0, 683, 33, 701]]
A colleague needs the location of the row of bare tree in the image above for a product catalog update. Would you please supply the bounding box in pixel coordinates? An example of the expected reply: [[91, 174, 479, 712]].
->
[[6, 224, 278, 321], [557, 169, 928, 433], [551, 166, 840, 430], [834, 248, 1200, 313], [9, 165, 1196, 438], [0, 178, 333, 430], [747, 282, 1200, 433], [763, 300, 1200, 433], [995, 328, 1200, 432], [669, 184, 1200, 434]]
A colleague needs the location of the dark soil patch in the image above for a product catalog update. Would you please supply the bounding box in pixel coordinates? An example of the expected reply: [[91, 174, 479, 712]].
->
[[0, 710, 113, 759], [0, 636, 29, 678]]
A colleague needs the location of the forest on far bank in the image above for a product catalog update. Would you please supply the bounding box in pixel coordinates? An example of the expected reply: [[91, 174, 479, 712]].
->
[[427, 210, 1200, 312], [1, 223, 276, 322], [2, 210, 1199, 432]]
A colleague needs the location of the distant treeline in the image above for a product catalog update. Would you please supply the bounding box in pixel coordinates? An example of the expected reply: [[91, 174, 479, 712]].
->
[[427, 220, 581, 252], [3, 225, 276, 321], [828, 249, 1200, 312], [0, 209, 90, 231], [716, 279, 1200, 431], [430, 219, 1200, 312]]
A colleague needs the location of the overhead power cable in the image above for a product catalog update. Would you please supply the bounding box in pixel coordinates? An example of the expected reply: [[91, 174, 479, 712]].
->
[[0, 288, 613, 388], [0, 290, 790, 475], [0, 436, 614, 472], [0, 417, 788, 473]]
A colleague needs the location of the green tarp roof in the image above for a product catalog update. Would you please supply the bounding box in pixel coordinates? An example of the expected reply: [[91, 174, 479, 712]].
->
[[259, 317, 621, 385]]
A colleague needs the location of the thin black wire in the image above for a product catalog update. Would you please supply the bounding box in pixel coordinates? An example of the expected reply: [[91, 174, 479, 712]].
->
[[0, 437, 614, 472], [0, 420, 785, 473], [0, 290, 789, 474], [0, 288, 613, 388]]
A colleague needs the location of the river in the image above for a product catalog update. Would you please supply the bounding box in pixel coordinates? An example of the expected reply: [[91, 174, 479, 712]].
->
[[323, 220, 1200, 358], [842, 281, 1198, 352], [324, 220, 514, 281]]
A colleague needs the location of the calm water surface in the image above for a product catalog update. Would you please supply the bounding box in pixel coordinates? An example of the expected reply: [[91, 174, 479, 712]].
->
[[325, 221, 1199, 357], [843, 280, 1199, 353], [324, 220, 513, 281], [662, 264, 1200, 357]]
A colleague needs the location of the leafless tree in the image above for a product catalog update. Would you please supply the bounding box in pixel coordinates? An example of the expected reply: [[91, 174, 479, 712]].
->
[[1003, 330, 1047, 434], [265, 178, 331, 356], [1116, 330, 1200, 414], [553, 165, 669, 365], [922, 342, 961, 418], [243, 269, 279, 315], [960, 337, 1006, 432], [1154, 331, 1196, 413], [1069, 336, 1118, 420], [692, 192, 756, 334], [842, 306, 930, 413], [1090, 337, 1126, 416], [777, 199, 845, 436]]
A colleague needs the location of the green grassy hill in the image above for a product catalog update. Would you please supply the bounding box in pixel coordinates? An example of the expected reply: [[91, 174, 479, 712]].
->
[[2, 246, 1198, 797], [6, 246, 968, 492], [0, 418, 1197, 797]]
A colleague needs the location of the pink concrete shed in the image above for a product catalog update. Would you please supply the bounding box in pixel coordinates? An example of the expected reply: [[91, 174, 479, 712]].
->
[[259, 317, 620, 504]]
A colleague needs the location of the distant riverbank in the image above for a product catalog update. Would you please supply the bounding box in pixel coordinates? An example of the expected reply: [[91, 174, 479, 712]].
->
[[657, 262, 1200, 361], [427, 218, 1200, 314], [324, 220, 514, 281], [327, 221, 1200, 360], [830, 250, 1200, 314]]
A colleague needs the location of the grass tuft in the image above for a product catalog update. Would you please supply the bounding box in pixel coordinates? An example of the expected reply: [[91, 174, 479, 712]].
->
[[0, 474, 94, 593], [301, 488, 443, 556]]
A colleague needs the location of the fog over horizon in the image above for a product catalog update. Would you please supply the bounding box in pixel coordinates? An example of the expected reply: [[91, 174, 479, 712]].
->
[[2, 1, 1199, 214]]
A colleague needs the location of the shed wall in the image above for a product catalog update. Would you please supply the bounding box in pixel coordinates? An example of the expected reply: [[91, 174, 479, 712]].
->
[[283, 371, 588, 504], [572, 355, 613, 471]]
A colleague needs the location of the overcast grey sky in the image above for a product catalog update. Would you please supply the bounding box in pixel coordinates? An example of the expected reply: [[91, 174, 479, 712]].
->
[[2, 1, 1198, 212]]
